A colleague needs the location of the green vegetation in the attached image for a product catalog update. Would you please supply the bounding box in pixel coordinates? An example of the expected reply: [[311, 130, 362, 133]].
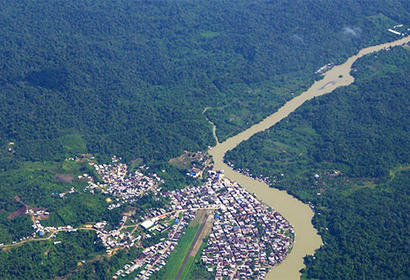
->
[[178, 254, 196, 280], [0, 0, 409, 278], [186, 237, 215, 280], [0, 0, 407, 229], [226, 46, 410, 279], [0, 213, 33, 245], [68, 246, 142, 280], [1, 0, 409, 166], [0, 159, 122, 243], [151, 162, 200, 191], [151, 219, 201, 280], [0, 231, 105, 279], [304, 171, 410, 279], [59, 134, 87, 155]]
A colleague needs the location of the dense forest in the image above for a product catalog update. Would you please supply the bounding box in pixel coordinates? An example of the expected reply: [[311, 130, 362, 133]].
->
[[0, 0, 409, 278], [226, 46, 410, 279], [1, 0, 409, 164]]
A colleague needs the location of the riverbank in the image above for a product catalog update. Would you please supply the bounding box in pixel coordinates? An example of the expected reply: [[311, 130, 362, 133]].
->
[[208, 35, 410, 280]]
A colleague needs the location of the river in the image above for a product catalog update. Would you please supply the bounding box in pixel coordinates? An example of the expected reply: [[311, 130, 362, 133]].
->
[[208, 35, 410, 280]]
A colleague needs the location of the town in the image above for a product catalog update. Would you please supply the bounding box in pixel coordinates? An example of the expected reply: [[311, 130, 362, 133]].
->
[[90, 158, 294, 279], [166, 170, 293, 279], [1, 155, 294, 280]]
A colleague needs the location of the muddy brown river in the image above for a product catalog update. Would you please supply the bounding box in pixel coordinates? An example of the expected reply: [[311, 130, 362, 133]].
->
[[208, 35, 410, 280]]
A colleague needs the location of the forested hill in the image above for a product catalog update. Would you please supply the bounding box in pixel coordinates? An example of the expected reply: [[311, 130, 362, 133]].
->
[[0, 1, 409, 279], [225, 46, 410, 279], [1, 0, 409, 164]]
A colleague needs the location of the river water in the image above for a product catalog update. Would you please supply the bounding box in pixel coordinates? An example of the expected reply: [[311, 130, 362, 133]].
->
[[208, 35, 410, 280]]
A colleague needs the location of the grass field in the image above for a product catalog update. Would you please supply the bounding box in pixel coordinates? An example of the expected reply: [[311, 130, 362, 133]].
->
[[182, 237, 210, 280], [151, 219, 201, 280], [59, 134, 86, 155]]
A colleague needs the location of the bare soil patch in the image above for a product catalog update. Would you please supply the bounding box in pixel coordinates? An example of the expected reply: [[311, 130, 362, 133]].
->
[[7, 206, 26, 220], [189, 211, 214, 257], [56, 174, 74, 183], [169, 151, 193, 169], [122, 206, 137, 216]]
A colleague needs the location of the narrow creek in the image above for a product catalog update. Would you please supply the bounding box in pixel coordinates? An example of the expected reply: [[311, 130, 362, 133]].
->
[[208, 35, 410, 280]]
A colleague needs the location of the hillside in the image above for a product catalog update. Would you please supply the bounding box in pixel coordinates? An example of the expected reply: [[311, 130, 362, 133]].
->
[[1, 0, 409, 164], [0, 1, 410, 279], [226, 46, 410, 279]]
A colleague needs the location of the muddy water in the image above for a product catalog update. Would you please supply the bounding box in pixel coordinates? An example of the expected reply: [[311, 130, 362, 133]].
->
[[208, 35, 410, 280]]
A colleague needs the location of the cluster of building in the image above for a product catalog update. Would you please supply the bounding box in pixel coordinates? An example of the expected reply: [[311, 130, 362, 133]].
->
[[97, 227, 135, 253], [113, 210, 196, 279], [106, 167, 294, 279], [203, 207, 292, 279], [315, 62, 335, 74], [83, 157, 163, 210], [3, 154, 294, 280], [164, 171, 294, 279], [31, 220, 77, 239], [226, 162, 273, 185], [2, 207, 79, 246], [184, 151, 210, 178], [387, 24, 409, 36], [26, 208, 49, 218], [57, 186, 76, 198], [91, 209, 177, 259]]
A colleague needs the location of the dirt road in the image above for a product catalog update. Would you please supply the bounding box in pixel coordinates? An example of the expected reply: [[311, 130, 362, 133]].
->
[[175, 212, 212, 280]]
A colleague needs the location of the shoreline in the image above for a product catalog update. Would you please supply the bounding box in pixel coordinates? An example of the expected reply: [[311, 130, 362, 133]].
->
[[208, 35, 410, 280]]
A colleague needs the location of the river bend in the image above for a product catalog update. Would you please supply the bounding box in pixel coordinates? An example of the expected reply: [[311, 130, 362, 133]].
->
[[208, 35, 410, 280]]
